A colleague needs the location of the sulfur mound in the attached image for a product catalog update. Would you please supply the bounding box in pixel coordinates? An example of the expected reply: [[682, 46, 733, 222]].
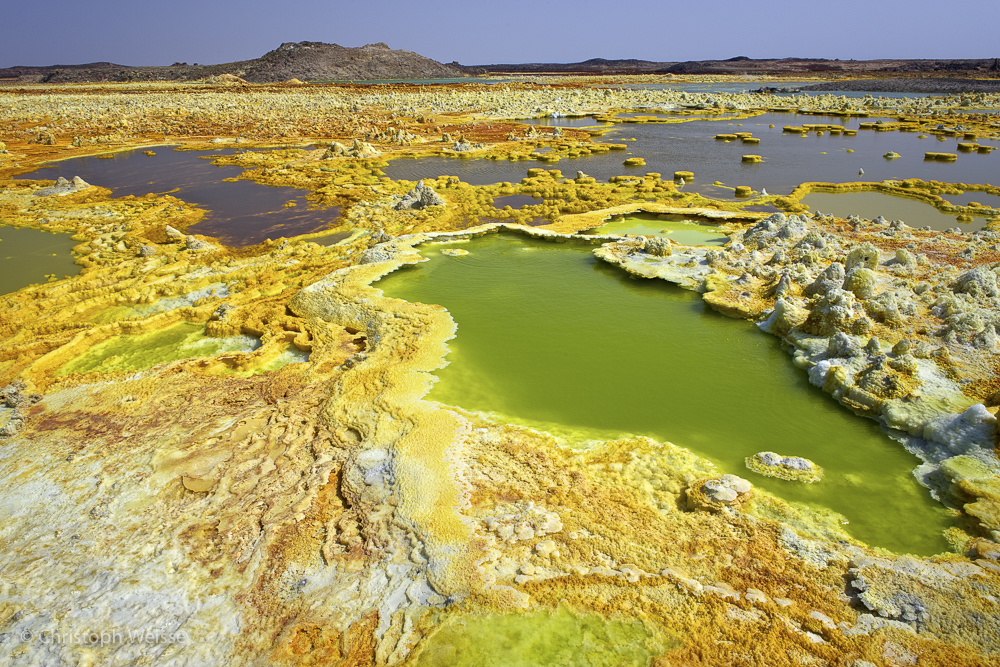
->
[[686, 474, 752, 511], [746, 451, 823, 483]]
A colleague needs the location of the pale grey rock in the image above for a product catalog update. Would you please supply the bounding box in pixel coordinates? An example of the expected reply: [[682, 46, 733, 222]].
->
[[952, 266, 999, 300], [805, 262, 845, 296], [894, 248, 917, 267], [185, 235, 211, 251], [844, 267, 877, 300], [742, 213, 807, 250], [828, 331, 859, 358], [395, 181, 445, 210], [34, 176, 90, 196], [359, 247, 394, 264], [213, 303, 236, 321], [0, 412, 24, 436], [164, 225, 185, 241], [702, 474, 752, 503]]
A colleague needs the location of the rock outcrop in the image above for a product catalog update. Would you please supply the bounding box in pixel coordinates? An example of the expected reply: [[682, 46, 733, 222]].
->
[[394, 181, 445, 210]]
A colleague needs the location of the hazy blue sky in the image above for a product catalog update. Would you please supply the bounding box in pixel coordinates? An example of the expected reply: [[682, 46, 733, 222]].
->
[[2, 0, 997, 68]]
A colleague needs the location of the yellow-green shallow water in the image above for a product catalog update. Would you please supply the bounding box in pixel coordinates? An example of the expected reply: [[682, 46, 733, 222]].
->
[[377, 233, 955, 556], [0, 225, 81, 295], [89, 284, 229, 324], [581, 213, 729, 245], [57, 322, 261, 376], [414, 606, 666, 667]]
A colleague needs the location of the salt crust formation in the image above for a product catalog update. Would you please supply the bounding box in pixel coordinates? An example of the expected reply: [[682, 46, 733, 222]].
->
[[1, 80, 1000, 666]]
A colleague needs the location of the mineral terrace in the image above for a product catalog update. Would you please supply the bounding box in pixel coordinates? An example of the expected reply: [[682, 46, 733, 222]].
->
[[1, 77, 999, 666]]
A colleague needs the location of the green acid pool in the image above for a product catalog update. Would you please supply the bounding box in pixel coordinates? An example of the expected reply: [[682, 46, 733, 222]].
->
[[0, 225, 81, 295], [377, 233, 954, 556], [582, 213, 729, 245], [415, 606, 665, 667], [57, 322, 261, 376]]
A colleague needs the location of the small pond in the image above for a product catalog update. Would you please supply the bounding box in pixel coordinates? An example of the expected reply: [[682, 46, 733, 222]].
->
[[518, 116, 604, 127], [17, 148, 342, 247], [801, 192, 991, 231], [377, 233, 954, 556], [415, 606, 662, 667], [0, 226, 81, 295]]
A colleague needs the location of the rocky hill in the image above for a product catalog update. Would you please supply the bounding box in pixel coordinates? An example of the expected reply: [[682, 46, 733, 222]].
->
[[225, 42, 467, 82], [0, 42, 468, 83]]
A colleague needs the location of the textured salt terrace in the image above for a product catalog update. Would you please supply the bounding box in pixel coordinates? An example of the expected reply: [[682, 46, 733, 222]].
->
[[3, 80, 1000, 666]]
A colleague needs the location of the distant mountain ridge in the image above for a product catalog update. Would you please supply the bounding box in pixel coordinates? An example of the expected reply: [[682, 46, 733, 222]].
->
[[455, 57, 673, 75], [460, 56, 1000, 77], [0, 42, 468, 83], [1, 44, 997, 83]]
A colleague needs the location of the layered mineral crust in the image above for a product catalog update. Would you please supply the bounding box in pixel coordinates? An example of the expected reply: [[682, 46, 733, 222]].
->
[[1, 76, 1000, 666]]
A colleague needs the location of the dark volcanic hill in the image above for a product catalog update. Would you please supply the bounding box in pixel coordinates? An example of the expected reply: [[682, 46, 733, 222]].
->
[[228, 42, 467, 82], [0, 42, 468, 83]]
